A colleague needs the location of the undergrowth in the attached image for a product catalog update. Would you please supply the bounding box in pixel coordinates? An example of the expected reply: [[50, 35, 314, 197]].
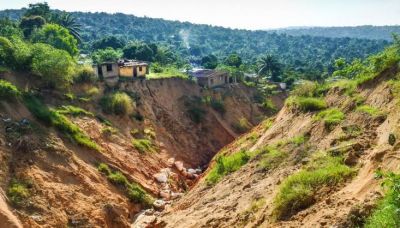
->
[[286, 96, 327, 112], [98, 163, 154, 206], [132, 138, 156, 154], [206, 150, 250, 185], [23, 94, 100, 151], [315, 108, 345, 129], [0, 79, 20, 100], [272, 151, 355, 220], [365, 171, 400, 227]]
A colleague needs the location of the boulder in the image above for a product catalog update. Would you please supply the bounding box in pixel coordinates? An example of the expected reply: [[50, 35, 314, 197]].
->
[[153, 199, 166, 210], [174, 161, 184, 172], [170, 192, 184, 200], [153, 173, 168, 183], [159, 190, 171, 200]]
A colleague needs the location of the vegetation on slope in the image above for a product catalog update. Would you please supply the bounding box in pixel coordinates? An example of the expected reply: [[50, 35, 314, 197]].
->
[[23, 94, 100, 151], [366, 172, 400, 227], [98, 163, 154, 207], [272, 151, 355, 220], [0, 79, 20, 100]]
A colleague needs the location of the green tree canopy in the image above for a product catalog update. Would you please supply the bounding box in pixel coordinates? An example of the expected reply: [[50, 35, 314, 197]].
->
[[92, 36, 125, 50], [225, 53, 242, 68], [19, 15, 46, 37], [32, 23, 78, 56], [92, 47, 122, 64], [201, 54, 218, 69], [31, 43, 76, 88], [258, 54, 283, 82]]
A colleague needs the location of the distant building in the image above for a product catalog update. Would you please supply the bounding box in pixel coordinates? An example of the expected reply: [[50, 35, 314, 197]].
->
[[93, 59, 149, 80], [189, 69, 236, 88]]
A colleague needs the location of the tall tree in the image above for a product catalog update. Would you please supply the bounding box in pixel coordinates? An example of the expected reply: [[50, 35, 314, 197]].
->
[[258, 54, 282, 82], [51, 13, 82, 43]]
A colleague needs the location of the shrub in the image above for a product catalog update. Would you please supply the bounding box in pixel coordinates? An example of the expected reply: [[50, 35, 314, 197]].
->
[[210, 99, 226, 115], [32, 23, 78, 56], [101, 126, 117, 138], [75, 65, 96, 83], [86, 87, 100, 97], [31, 43, 76, 89], [23, 94, 100, 151], [101, 92, 134, 116], [272, 152, 355, 220], [56, 105, 93, 117], [206, 150, 250, 185], [184, 96, 206, 123], [7, 179, 30, 205], [232, 117, 252, 134], [356, 105, 384, 118], [98, 163, 111, 175], [365, 172, 400, 227], [0, 79, 20, 100], [97, 163, 154, 207], [261, 98, 276, 112], [291, 81, 318, 97], [108, 171, 128, 185], [132, 139, 155, 154], [286, 96, 327, 112], [329, 79, 357, 96], [315, 108, 345, 129], [258, 146, 287, 171]]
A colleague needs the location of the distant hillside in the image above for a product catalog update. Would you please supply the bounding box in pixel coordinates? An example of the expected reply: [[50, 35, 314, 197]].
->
[[273, 26, 400, 41], [0, 9, 391, 77]]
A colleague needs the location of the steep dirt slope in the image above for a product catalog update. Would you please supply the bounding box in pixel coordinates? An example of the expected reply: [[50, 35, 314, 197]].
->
[[0, 73, 284, 227], [156, 66, 400, 227]]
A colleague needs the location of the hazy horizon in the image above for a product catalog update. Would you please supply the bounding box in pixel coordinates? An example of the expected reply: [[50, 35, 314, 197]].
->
[[1, 0, 400, 30]]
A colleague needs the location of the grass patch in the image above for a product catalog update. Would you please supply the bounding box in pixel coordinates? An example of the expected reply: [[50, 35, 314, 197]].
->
[[329, 79, 357, 96], [315, 108, 345, 129], [286, 96, 327, 112], [23, 94, 100, 152], [132, 138, 156, 154], [365, 172, 400, 227], [97, 163, 153, 206], [261, 98, 276, 112], [56, 105, 94, 117], [206, 150, 250, 185], [258, 146, 288, 171], [100, 92, 134, 116], [0, 79, 20, 100], [356, 105, 384, 118], [7, 179, 30, 206], [272, 152, 355, 220]]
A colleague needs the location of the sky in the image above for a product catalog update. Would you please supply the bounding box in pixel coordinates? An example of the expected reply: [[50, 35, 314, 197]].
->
[[1, 0, 399, 30]]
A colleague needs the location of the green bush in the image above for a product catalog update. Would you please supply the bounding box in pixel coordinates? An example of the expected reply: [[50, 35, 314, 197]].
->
[[97, 163, 154, 207], [23, 94, 100, 151], [31, 43, 76, 89], [0, 79, 20, 100], [365, 172, 400, 227], [56, 105, 93, 117], [7, 179, 30, 205], [315, 108, 345, 129], [286, 96, 327, 112], [291, 81, 318, 97], [258, 146, 288, 171], [98, 163, 111, 175], [356, 105, 384, 118], [272, 152, 355, 220], [206, 150, 250, 185], [232, 117, 252, 134], [184, 96, 206, 123], [132, 139, 155, 154], [75, 65, 96, 83], [101, 92, 134, 116], [261, 98, 276, 112]]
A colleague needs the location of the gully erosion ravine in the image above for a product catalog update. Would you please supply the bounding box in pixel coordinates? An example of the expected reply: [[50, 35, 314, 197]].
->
[[0, 73, 286, 228]]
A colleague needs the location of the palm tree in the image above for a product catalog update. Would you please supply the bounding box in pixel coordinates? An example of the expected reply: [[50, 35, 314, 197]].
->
[[257, 54, 282, 82], [52, 13, 82, 43]]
